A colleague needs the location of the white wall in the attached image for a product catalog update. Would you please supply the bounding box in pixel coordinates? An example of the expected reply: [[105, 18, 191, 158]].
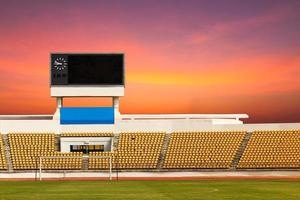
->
[[60, 137, 112, 152]]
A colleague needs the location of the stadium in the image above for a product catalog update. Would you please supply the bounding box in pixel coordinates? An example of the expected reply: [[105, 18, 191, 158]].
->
[[0, 53, 300, 199], [1, 1, 300, 199]]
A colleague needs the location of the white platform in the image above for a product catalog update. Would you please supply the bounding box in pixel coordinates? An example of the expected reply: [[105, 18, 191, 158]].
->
[[50, 85, 124, 97]]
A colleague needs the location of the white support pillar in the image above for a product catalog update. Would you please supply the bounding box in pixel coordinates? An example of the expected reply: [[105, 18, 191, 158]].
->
[[113, 97, 120, 117], [53, 97, 63, 120], [57, 97, 63, 108], [39, 157, 42, 181]]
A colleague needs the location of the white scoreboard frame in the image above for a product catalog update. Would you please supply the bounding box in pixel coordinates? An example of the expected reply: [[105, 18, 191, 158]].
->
[[50, 53, 125, 97]]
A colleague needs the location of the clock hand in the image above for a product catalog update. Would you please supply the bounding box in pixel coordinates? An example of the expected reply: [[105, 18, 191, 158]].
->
[[54, 61, 63, 65]]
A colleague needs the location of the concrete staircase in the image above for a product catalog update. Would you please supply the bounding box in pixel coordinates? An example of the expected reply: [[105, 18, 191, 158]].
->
[[2, 134, 13, 172], [157, 132, 171, 169], [231, 132, 252, 169], [55, 135, 61, 151], [82, 156, 89, 170], [112, 134, 120, 151]]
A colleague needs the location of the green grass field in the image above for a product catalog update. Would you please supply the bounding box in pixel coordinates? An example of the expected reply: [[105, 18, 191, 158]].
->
[[0, 180, 299, 200]]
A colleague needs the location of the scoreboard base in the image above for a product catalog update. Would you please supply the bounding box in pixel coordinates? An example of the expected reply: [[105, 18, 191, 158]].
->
[[50, 86, 124, 97]]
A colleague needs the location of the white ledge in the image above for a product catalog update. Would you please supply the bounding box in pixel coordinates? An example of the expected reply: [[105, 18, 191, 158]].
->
[[120, 114, 249, 120], [0, 114, 249, 121], [0, 115, 53, 120]]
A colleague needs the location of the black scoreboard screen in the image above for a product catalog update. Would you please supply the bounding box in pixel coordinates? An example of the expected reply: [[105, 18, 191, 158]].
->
[[51, 53, 124, 85]]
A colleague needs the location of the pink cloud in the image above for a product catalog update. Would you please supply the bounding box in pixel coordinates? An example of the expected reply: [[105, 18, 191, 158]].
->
[[189, 4, 298, 44]]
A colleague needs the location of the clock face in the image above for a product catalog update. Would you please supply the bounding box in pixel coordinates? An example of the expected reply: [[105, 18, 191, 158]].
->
[[53, 57, 67, 70]]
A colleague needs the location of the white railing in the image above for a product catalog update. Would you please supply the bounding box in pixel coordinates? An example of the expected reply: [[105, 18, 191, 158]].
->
[[0, 115, 53, 120], [0, 114, 249, 121], [120, 114, 249, 121]]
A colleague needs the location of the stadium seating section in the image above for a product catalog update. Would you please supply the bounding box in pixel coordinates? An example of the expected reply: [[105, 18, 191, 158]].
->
[[238, 130, 300, 168], [164, 131, 245, 169], [61, 132, 113, 137], [89, 132, 165, 169], [0, 135, 7, 170], [8, 133, 82, 170], [0, 130, 298, 171]]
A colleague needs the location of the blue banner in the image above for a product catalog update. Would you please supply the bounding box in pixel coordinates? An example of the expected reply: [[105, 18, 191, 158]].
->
[[60, 107, 115, 124]]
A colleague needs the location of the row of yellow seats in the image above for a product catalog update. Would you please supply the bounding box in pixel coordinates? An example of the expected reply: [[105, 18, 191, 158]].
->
[[61, 132, 113, 137]]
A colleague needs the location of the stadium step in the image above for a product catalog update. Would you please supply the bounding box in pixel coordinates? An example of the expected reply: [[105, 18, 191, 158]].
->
[[112, 134, 120, 151], [157, 132, 171, 169], [55, 135, 61, 151], [2, 134, 13, 172], [231, 131, 252, 169], [83, 156, 89, 170]]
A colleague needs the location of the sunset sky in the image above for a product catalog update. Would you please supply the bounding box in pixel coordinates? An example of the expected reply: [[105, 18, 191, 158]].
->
[[0, 0, 299, 123]]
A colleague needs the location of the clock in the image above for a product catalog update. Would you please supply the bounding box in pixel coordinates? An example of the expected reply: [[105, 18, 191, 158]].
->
[[53, 57, 67, 71]]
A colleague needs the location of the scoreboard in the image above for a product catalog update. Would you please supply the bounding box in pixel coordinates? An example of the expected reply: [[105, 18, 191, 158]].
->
[[50, 53, 125, 97]]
